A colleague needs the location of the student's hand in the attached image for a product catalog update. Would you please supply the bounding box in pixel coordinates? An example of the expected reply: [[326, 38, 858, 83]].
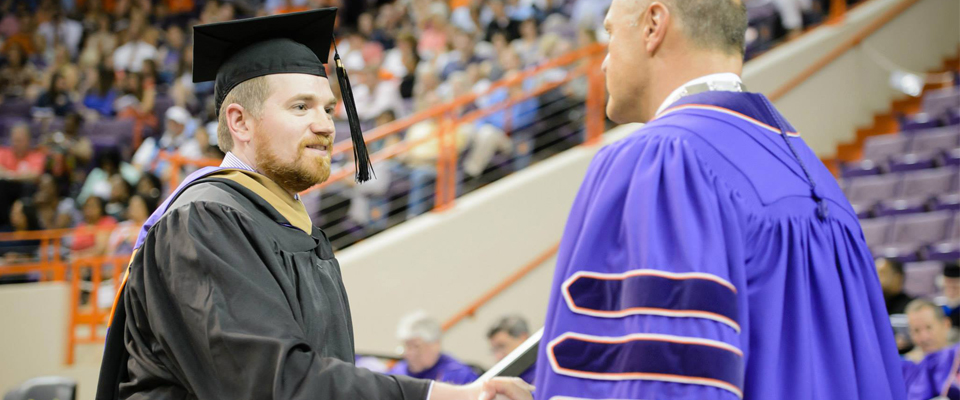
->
[[428, 378, 533, 400], [478, 377, 534, 400]]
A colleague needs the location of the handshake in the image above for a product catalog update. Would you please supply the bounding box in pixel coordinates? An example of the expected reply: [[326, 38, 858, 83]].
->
[[430, 378, 535, 400]]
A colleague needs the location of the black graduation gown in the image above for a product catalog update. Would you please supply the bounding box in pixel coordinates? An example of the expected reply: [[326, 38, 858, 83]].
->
[[97, 170, 430, 400]]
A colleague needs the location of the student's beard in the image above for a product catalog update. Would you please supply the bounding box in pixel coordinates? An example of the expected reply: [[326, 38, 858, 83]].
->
[[254, 134, 331, 194]]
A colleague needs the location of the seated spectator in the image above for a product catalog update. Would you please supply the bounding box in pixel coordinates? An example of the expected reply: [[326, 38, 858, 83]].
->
[[77, 13, 118, 69], [0, 42, 39, 98], [905, 299, 956, 362], [485, 0, 521, 43], [115, 71, 158, 139], [35, 70, 76, 116], [348, 65, 403, 122], [33, 173, 77, 230], [440, 29, 485, 80], [388, 311, 479, 385], [0, 123, 46, 182], [78, 149, 139, 206], [105, 174, 133, 220], [70, 195, 118, 258], [939, 263, 960, 328], [877, 257, 914, 315], [417, 5, 451, 59], [112, 26, 159, 73], [82, 67, 119, 117], [0, 198, 41, 265], [157, 25, 186, 84], [358, 11, 394, 50], [42, 112, 94, 195], [906, 344, 960, 400], [132, 105, 198, 176], [37, 10, 83, 58], [135, 172, 163, 200], [451, 0, 484, 34], [108, 193, 157, 256], [511, 19, 540, 68], [487, 315, 535, 384]]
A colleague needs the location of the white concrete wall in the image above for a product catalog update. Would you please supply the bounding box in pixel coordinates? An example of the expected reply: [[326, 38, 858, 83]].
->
[[340, 125, 638, 366], [744, 0, 960, 155], [0, 283, 69, 394]]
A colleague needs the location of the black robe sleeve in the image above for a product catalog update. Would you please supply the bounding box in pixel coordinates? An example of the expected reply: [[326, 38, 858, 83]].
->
[[121, 201, 430, 400]]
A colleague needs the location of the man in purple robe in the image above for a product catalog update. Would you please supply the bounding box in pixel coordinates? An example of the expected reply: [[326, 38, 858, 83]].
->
[[534, 0, 906, 399], [908, 344, 960, 400], [389, 311, 480, 385]]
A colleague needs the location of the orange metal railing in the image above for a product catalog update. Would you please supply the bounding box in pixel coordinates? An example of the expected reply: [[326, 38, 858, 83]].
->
[[163, 43, 609, 212], [0, 0, 896, 361], [441, 243, 560, 332]]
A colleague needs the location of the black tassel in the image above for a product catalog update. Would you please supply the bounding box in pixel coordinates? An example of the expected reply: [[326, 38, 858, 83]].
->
[[334, 52, 373, 183]]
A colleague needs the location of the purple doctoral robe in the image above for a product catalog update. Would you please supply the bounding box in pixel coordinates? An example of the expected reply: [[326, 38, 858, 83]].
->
[[534, 91, 906, 399]]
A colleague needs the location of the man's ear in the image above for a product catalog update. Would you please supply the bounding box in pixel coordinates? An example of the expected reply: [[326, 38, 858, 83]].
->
[[224, 103, 253, 145], [644, 2, 671, 55]]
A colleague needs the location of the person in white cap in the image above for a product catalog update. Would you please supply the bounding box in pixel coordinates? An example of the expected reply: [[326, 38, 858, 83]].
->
[[131, 105, 198, 175]]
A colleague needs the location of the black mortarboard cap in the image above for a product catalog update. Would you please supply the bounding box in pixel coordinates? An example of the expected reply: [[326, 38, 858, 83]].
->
[[945, 263, 960, 278], [193, 8, 373, 183]]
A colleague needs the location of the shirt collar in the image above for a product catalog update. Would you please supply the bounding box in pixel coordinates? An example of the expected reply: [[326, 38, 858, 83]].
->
[[655, 73, 743, 117], [221, 152, 301, 201]]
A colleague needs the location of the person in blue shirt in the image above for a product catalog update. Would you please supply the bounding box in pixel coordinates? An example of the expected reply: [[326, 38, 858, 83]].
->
[[535, 0, 905, 398], [389, 311, 479, 385]]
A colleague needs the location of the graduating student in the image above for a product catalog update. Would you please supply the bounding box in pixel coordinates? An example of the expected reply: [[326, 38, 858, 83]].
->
[[535, 0, 906, 399], [95, 9, 532, 400]]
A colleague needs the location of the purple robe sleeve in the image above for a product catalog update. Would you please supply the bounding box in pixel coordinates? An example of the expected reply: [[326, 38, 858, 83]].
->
[[536, 130, 745, 399]]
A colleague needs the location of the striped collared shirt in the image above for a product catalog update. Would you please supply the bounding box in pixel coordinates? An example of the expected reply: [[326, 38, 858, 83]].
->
[[220, 152, 300, 200]]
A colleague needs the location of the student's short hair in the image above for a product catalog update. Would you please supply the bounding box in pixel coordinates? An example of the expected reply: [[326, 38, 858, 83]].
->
[[217, 76, 270, 152]]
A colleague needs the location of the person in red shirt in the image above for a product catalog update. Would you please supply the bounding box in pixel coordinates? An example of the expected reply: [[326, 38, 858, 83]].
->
[[70, 195, 118, 258], [0, 123, 45, 182]]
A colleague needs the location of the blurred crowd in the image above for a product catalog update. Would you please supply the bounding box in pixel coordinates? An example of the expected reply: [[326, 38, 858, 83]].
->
[[0, 0, 850, 267]]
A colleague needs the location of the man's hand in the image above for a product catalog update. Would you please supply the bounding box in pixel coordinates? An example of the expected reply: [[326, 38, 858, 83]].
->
[[428, 378, 534, 400], [479, 377, 534, 400]]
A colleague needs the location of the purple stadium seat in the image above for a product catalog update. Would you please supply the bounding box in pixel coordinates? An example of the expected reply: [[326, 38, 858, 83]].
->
[[946, 108, 960, 126], [82, 119, 135, 151], [29, 118, 65, 139], [876, 211, 956, 261], [0, 98, 32, 118], [923, 87, 960, 118], [842, 134, 910, 177], [888, 153, 937, 173], [910, 128, 960, 155], [947, 148, 960, 166], [927, 217, 960, 261], [876, 168, 958, 216], [890, 128, 960, 172], [0, 116, 27, 144], [898, 168, 959, 198], [153, 95, 175, 132], [903, 261, 945, 298], [934, 193, 960, 211], [900, 112, 941, 132], [843, 174, 900, 217], [859, 217, 893, 249]]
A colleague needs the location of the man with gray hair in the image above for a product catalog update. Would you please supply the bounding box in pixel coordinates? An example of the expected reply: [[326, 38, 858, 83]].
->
[[535, 0, 904, 398], [390, 311, 479, 385], [487, 315, 535, 384]]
